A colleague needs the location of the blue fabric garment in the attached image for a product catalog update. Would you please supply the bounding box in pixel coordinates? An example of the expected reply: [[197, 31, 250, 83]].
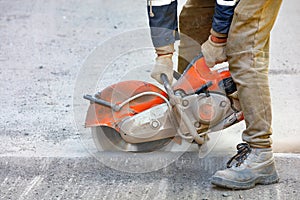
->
[[147, 0, 237, 47], [147, 1, 180, 47], [212, 2, 236, 34]]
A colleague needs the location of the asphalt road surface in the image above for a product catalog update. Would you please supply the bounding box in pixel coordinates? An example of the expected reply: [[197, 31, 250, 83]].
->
[[1, 0, 300, 199]]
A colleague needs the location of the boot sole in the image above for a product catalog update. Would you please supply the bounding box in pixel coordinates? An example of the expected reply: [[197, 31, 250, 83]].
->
[[211, 172, 279, 190]]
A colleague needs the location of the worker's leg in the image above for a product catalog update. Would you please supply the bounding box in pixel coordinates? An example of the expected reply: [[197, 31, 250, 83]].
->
[[211, 0, 282, 189], [227, 0, 282, 148], [178, 0, 215, 74]]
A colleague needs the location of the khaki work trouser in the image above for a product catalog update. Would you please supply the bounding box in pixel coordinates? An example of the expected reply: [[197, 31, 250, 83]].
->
[[227, 0, 282, 148], [178, 0, 215, 73]]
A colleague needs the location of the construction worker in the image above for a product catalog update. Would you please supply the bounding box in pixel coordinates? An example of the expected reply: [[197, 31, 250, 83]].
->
[[147, 0, 282, 189]]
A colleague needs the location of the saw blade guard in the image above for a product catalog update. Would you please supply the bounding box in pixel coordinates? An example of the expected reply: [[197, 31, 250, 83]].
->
[[85, 80, 168, 130]]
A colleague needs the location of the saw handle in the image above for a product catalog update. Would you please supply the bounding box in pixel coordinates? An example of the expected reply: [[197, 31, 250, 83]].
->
[[160, 73, 174, 96], [195, 81, 213, 95]]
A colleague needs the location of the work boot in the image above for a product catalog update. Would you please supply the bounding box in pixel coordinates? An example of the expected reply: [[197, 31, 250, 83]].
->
[[211, 143, 279, 189]]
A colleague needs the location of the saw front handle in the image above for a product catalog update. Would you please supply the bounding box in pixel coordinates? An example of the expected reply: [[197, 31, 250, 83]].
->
[[160, 73, 173, 95]]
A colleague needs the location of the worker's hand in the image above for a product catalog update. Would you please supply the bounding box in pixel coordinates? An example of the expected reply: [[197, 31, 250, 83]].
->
[[151, 44, 175, 84], [201, 35, 227, 68], [151, 54, 173, 84]]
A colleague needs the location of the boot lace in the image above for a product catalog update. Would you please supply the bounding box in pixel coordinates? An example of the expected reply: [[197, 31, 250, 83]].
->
[[227, 143, 251, 168]]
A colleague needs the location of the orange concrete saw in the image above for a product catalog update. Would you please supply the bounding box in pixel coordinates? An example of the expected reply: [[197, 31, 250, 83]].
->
[[84, 54, 244, 152]]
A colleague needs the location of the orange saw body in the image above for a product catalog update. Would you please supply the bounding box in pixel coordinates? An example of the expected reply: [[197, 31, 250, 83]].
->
[[84, 55, 244, 152]]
